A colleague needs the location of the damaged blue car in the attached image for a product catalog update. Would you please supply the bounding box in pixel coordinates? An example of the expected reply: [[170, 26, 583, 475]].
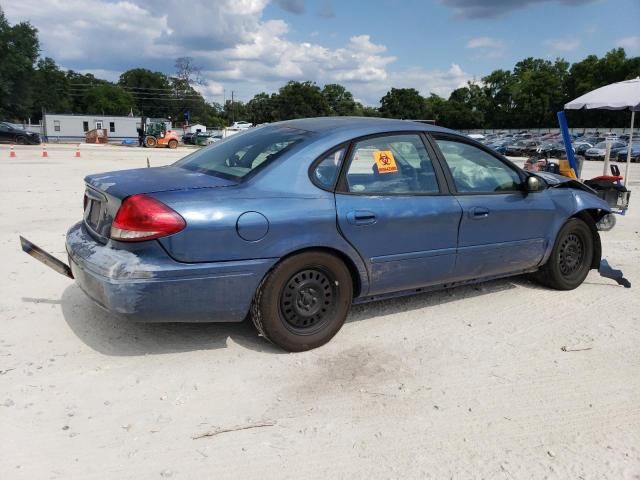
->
[[21, 117, 616, 351]]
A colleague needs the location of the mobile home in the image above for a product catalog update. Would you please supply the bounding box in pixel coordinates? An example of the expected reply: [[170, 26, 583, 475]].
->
[[42, 113, 141, 143]]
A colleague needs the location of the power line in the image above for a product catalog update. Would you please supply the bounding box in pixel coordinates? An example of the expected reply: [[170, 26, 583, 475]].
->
[[68, 82, 225, 96]]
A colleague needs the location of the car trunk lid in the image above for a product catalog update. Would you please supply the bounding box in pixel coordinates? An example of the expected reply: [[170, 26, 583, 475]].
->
[[83, 166, 237, 244]]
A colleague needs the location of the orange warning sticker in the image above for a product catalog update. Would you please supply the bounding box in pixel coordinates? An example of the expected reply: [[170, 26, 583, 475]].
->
[[373, 150, 398, 174]]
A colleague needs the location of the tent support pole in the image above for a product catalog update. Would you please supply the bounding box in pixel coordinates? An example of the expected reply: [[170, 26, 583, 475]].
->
[[624, 110, 635, 187]]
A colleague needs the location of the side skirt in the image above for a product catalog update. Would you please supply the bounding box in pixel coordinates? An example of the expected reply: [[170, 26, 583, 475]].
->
[[352, 267, 538, 305]]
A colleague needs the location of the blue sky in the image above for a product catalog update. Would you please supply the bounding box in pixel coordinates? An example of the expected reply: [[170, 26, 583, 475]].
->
[[4, 0, 640, 105]]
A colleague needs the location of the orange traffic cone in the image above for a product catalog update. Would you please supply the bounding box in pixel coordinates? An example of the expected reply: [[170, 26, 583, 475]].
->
[[9, 145, 16, 158], [75, 144, 81, 158], [42, 144, 48, 158]]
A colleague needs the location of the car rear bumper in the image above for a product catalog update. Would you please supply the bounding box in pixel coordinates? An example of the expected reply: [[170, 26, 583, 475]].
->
[[65, 222, 277, 322]]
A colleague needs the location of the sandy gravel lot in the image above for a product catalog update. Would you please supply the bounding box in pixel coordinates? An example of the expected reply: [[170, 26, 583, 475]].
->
[[1, 143, 639, 479]]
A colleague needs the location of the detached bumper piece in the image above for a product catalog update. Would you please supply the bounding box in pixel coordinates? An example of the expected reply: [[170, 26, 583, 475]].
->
[[19, 236, 73, 279], [599, 259, 631, 288]]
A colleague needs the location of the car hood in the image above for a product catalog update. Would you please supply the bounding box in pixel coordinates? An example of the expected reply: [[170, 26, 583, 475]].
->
[[85, 166, 237, 199], [535, 171, 598, 194]]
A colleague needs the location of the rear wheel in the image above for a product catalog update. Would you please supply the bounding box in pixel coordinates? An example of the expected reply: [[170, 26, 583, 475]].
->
[[15, 136, 26, 145], [534, 218, 594, 290], [144, 136, 157, 148], [251, 251, 353, 352], [168, 139, 178, 149]]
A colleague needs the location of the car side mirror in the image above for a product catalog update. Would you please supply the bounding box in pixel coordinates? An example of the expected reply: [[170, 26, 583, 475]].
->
[[525, 176, 541, 192]]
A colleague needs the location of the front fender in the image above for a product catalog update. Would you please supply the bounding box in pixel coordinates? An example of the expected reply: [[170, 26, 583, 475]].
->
[[540, 188, 611, 269]]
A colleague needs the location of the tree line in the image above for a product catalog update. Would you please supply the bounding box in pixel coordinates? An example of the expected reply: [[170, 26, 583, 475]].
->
[[1, 8, 639, 130]]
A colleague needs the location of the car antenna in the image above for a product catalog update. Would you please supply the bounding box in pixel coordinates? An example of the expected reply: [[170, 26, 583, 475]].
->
[[146, 157, 150, 168]]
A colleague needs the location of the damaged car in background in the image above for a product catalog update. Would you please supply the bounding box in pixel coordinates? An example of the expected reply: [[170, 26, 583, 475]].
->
[[21, 117, 625, 352]]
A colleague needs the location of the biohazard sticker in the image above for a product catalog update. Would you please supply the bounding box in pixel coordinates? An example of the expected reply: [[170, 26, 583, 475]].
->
[[373, 150, 398, 174]]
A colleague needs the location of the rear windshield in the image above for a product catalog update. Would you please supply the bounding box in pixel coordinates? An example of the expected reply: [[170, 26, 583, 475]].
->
[[174, 126, 310, 180]]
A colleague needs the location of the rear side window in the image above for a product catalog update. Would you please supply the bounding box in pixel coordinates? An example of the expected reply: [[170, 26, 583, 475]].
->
[[435, 139, 521, 193], [312, 148, 345, 190], [344, 134, 439, 194], [175, 126, 310, 180]]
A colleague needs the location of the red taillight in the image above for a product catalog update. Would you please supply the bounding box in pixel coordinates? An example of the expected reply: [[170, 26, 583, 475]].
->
[[110, 194, 185, 242]]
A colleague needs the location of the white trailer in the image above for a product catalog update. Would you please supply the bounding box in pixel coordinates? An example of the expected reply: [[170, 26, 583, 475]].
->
[[42, 113, 141, 143]]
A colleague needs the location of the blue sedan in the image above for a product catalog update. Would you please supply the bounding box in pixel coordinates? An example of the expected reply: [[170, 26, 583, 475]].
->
[[22, 118, 613, 351]]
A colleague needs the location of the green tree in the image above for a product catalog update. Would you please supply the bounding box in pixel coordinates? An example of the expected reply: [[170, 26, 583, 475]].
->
[[83, 84, 135, 115], [31, 57, 72, 119], [0, 8, 39, 120], [509, 57, 569, 127], [480, 69, 515, 128], [322, 84, 357, 116], [379, 88, 427, 119], [118, 68, 173, 118], [272, 81, 329, 120], [246, 92, 274, 124]]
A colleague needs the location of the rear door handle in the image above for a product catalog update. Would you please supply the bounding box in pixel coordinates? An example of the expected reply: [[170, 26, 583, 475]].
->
[[470, 207, 490, 218], [347, 210, 377, 225]]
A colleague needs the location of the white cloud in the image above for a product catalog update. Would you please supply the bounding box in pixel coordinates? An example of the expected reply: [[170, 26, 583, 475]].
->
[[3, 0, 473, 105], [388, 64, 472, 97], [465, 37, 505, 58], [544, 37, 580, 53], [616, 35, 640, 54], [466, 37, 502, 49]]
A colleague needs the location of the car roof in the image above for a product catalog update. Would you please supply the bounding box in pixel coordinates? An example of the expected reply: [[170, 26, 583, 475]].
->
[[272, 116, 457, 136]]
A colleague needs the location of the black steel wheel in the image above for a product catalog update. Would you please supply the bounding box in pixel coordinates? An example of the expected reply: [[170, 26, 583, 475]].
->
[[280, 268, 336, 334], [533, 217, 594, 290], [251, 251, 353, 352], [558, 233, 584, 276]]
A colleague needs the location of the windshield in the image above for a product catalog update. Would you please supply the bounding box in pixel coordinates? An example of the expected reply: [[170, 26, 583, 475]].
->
[[174, 126, 310, 180]]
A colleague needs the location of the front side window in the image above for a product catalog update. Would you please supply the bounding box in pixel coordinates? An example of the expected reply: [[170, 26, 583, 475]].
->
[[435, 139, 521, 193], [175, 126, 309, 180], [312, 148, 345, 190], [344, 134, 439, 194]]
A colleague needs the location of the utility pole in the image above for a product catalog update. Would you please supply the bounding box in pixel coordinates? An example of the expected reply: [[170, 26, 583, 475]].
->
[[231, 90, 235, 124]]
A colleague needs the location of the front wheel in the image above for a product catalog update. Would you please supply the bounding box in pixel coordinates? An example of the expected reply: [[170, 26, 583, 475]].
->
[[251, 252, 353, 352], [168, 139, 178, 149], [533, 218, 594, 290]]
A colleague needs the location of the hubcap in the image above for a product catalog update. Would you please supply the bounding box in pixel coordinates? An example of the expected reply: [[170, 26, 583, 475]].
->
[[559, 233, 584, 276], [280, 269, 335, 332]]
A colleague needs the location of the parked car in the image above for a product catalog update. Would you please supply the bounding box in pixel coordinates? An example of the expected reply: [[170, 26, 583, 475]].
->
[[487, 141, 509, 154], [467, 133, 485, 141], [232, 121, 253, 129], [21, 118, 614, 352], [0, 122, 41, 144], [182, 132, 195, 145], [585, 141, 626, 160], [504, 140, 528, 156], [616, 143, 640, 162], [574, 141, 594, 155]]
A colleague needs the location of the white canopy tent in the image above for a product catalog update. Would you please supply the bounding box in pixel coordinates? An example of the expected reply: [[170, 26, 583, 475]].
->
[[565, 77, 640, 186]]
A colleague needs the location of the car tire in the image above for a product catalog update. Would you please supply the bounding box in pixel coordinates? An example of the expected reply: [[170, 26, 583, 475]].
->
[[533, 218, 594, 290], [251, 251, 353, 352], [144, 136, 157, 148], [168, 139, 178, 149], [15, 136, 26, 145]]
